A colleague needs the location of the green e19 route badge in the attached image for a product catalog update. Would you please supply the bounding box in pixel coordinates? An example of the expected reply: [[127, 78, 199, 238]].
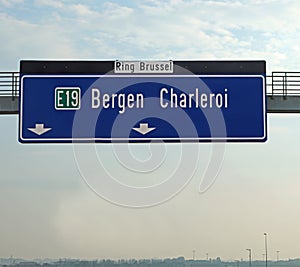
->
[[55, 87, 81, 110]]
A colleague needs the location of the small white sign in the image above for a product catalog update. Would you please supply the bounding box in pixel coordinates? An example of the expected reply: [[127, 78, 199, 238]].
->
[[114, 60, 173, 74]]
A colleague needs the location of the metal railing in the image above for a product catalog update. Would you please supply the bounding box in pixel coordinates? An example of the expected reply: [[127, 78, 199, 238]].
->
[[267, 72, 300, 96], [0, 72, 19, 99], [1, 71, 300, 98]]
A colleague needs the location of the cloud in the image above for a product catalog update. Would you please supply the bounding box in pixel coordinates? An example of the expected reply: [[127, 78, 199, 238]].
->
[[0, 0, 300, 71], [0, 0, 23, 8], [70, 4, 95, 17], [0, 12, 80, 70], [102, 2, 134, 18], [34, 0, 64, 9]]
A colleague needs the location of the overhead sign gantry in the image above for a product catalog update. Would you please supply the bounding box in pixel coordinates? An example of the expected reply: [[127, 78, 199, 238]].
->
[[19, 60, 267, 143]]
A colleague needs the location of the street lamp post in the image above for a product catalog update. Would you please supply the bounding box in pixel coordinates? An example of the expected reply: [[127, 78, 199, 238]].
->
[[246, 249, 252, 267], [264, 233, 268, 267], [277, 250, 280, 262]]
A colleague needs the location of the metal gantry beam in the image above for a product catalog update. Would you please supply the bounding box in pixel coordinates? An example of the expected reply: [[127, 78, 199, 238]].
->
[[1, 71, 300, 114]]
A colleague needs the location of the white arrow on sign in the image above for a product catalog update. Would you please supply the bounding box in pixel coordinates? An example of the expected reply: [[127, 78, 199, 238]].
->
[[27, 124, 52, 136], [132, 123, 156, 135]]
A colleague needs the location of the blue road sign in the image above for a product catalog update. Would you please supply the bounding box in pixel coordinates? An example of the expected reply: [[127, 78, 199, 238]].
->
[[19, 74, 266, 143]]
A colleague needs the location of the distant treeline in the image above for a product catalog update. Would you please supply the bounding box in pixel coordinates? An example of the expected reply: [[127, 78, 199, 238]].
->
[[2, 257, 300, 267]]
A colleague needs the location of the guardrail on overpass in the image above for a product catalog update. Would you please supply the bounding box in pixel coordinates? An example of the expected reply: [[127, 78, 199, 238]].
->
[[267, 72, 300, 113], [1, 71, 300, 114], [0, 72, 19, 114]]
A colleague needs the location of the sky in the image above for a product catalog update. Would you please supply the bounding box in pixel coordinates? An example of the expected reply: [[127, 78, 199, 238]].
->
[[1, 0, 300, 262]]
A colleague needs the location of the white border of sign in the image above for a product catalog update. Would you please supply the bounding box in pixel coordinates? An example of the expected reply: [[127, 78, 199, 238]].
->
[[19, 74, 266, 142]]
